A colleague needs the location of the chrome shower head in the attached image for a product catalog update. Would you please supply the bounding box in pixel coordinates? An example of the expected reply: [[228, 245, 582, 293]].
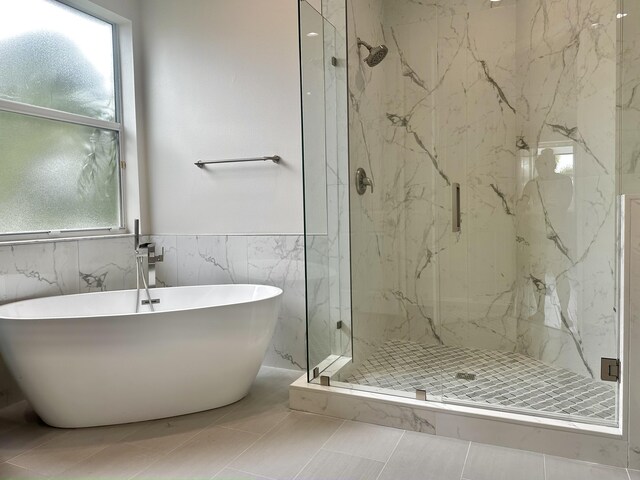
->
[[357, 38, 388, 67]]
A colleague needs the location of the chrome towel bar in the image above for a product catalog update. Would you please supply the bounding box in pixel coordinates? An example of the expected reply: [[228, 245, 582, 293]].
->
[[195, 155, 281, 168]]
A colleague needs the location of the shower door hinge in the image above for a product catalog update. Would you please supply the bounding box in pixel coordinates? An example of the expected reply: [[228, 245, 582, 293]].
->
[[601, 358, 620, 382], [336, 321, 343, 330], [120, 160, 127, 169], [331, 56, 338, 67]]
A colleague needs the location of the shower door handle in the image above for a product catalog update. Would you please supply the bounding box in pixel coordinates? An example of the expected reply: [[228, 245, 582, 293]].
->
[[452, 183, 461, 232], [355, 168, 374, 195]]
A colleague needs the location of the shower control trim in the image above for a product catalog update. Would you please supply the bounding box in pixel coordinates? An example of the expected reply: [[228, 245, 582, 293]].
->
[[355, 168, 374, 195], [452, 183, 461, 232]]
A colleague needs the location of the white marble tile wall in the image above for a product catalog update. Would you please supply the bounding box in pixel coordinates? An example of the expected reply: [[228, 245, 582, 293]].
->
[[0, 233, 308, 408], [0, 236, 137, 407], [149, 234, 307, 372], [346, 0, 621, 384]]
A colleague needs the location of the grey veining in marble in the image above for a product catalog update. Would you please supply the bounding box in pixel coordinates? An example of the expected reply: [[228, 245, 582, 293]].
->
[[0, 232, 308, 408], [343, 0, 620, 420]]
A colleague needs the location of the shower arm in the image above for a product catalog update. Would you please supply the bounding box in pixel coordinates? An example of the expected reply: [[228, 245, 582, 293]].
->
[[357, 38, 373, 51]]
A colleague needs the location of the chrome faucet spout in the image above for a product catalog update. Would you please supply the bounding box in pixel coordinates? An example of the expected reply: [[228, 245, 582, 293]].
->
[[137, 242, 164, 289]]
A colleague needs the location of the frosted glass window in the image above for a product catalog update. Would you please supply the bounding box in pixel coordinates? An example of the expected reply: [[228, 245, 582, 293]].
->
[[0, 0, 122, 235], [0, 0, 116, 121], [0, 111, 120, 234]]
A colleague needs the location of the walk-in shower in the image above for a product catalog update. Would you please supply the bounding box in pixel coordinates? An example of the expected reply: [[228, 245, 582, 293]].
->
[[300, 0, 638, 433]]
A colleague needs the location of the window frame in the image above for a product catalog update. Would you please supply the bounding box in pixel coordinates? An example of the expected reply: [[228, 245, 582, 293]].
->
[[0, 0, 126, 241]]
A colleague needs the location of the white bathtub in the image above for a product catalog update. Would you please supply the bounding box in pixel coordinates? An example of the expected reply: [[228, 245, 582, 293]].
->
[[0, 284, 282, 428]]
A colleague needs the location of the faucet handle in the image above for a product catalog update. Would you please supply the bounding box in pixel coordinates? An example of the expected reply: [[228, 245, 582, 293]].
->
[[155, 247, 165, 263]]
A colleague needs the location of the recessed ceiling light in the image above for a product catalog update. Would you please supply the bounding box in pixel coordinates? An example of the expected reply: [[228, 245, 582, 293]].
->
[[307, 32, 319, 37], [617, 12, 628, 18]]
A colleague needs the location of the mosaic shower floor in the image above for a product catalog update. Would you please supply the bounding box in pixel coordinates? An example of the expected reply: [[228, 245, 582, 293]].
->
[[343, 340, 616, 422]]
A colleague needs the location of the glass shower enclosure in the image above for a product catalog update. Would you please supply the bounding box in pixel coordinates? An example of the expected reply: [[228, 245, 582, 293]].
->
[[302, 0, 628, 427]]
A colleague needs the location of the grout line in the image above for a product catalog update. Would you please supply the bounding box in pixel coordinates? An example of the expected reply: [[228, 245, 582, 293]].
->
[[374, 430, 406, 480], [460, 442, 472, 480], [52, 401, 243, 480], [3, 426, 71, 464], [221, 466, 279, 480], [291, 419, 347, 479], [627, 467, 632, 480], [543, 454, 547, 480], [208, 410, 294, 479]]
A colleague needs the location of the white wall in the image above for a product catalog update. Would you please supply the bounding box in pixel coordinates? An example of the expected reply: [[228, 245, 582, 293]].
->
[[140, 0, 304, 235]]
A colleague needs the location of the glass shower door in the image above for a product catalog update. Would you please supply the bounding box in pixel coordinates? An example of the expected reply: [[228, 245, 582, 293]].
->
[[341, 0, 620, 425], [432, 0, 620, 425]]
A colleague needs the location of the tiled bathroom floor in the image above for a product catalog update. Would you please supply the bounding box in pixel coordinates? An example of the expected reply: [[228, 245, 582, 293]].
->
[[343, 340, 616, 422], [0, 366, 633, 480]]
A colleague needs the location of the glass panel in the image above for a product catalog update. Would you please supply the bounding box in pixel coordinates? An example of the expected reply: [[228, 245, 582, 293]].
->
[[302, 1, 332, 376], [0, 111, 120, 233], [0, 0, 116, 121], [302, 0, 352, 381], [337, 0, 621, 425]]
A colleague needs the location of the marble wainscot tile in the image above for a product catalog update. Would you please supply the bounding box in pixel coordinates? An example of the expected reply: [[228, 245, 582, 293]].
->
[[176, 235, 248, 286], [305, 235, 332, 371], [147, 235, 177, 287], [78, 237, 136, 293], [0, 240, 78, 408], [0, 241, 79, 305], [248, 235, 306, 370]]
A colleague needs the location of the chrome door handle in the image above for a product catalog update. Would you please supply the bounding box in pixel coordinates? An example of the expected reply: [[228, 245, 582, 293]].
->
[[452, 183, 460, 232], [355, 168, 374, 195]]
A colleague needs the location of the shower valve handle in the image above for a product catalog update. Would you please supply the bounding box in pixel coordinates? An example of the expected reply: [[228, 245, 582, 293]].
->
[[356, 168, 374, 195]]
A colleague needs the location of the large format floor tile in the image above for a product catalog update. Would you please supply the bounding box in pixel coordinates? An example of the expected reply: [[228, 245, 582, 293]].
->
[[296, 449, 384, 480], [8, 423, 138, 476], [322, 421, 404, 462], [230, 412, 343, 480], [545, 455, 630, 480], [462, 443, 544, 480], [0, 462, 46, 479], [134, 426, 260, 479], [213, 468, 274, 480], [56, 443, 161, 479], [377, 431, 469, 480], [0, 366, 635, 480]]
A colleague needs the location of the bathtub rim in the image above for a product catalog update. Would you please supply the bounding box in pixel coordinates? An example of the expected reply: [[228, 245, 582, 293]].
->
[[0, 284, 283, 321]]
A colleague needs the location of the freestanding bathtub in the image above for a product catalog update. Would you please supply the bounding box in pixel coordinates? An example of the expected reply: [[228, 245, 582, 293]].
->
[[0, 284, 282, 428]]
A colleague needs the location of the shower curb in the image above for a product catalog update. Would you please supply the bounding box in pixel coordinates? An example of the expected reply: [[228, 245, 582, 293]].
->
[[289, 374, 627, 468]]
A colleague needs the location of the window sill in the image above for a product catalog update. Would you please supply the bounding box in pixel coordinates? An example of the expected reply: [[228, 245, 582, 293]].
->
[[0, 231, 132, 247]]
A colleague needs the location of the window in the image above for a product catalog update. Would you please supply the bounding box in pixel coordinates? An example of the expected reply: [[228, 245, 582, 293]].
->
[[0, 0, 123, 236]]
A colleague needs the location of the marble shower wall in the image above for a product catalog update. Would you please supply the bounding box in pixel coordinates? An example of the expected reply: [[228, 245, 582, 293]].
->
[[620, 0, 640, 195], [513, 0, 618, 379], [0, 234, 306, 408], [348, 0, 620, 380]]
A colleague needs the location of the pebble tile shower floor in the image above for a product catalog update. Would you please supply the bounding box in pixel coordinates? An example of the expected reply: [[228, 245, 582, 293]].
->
[[343, 340, 616, 422]]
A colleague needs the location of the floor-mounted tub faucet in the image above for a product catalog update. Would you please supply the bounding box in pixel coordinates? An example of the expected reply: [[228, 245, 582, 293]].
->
[[134, 219, 164, 290]]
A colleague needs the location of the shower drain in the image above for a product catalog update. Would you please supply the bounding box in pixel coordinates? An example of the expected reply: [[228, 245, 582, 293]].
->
[[456, 372, 476, 381]]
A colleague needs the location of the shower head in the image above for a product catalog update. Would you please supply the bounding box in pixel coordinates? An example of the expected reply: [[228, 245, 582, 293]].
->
[[357, 38, 388, 67]]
